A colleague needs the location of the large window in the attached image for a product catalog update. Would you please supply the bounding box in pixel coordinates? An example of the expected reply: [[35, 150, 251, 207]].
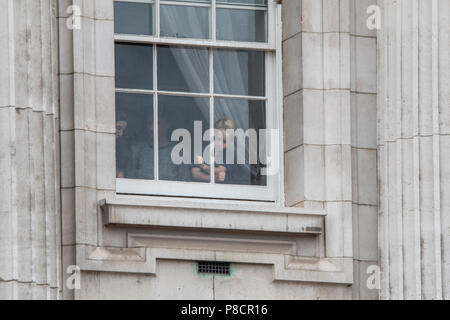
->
[[114, 0, 281, 201]]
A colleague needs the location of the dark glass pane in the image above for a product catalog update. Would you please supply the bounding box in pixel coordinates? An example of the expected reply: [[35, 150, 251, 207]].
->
[[217, 0, 267, 5], [158, 45, 209, 93], [214, 49, 265, 96], [216, 8, 266, 42], [172, 0, 211, 2], [114, 1, 153, 35], [157, 95, 210, 182], [115, 92, 154, 180], [160, 5, 210, 39], [213, 98, 267, 186], [115, 43, 153, 90]]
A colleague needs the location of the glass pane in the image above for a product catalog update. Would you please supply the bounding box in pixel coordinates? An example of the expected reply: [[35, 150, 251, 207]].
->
[[217, 0, 267, 4], [114, 1, 154, 35], [158, 45, 209, 93], [214, 98, 267, 186], [116, 92, 154, 180], [172, 0, 211, 2], [160, 5, 210, 39], [158, 95, 210, 182], [115, 43, 153, 90], [216, 8, 267, 42], [214, 49, 265, 96]]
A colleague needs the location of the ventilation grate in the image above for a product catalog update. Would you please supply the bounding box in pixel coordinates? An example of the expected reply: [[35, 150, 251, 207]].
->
[[197, 261, 230, 275]]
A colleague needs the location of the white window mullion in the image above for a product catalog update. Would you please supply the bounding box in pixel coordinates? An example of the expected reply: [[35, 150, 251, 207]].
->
[[160, 0, 211, 8], [115, 34, 275, 51], [212, 0, 216, 41], [156, 90, 210, 98], [116, 0, 155, 3], [264, 50, 272, 193], [116, 88, 155, 95], [267, 0, 275, 47], [275, 1, 283, 203], [215, 4, 268, 11], [153, 44, 159, 181], [115, 88, 269, 100], [209, 47, 215, 184], [155, 0, 160, 37], [212, 93, 267, 101]]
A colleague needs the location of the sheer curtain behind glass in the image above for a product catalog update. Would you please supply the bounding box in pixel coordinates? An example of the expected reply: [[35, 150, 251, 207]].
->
[[160, 1, 210, 39], [114, 0, 272, 192]]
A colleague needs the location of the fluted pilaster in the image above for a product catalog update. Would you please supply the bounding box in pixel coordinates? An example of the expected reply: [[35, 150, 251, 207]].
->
[[0, 0, 61, 299], [378, 0, 450, 300]]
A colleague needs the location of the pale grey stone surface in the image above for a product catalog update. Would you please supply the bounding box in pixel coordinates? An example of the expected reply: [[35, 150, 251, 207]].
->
[[0, 0, 446, 301], [78, 261, 350, 300], [377, 0, 450, 300], [0, 0, 61, 300], [281, 0, 378, 300]]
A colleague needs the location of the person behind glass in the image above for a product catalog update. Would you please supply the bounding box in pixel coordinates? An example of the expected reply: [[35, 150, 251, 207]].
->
[[115, 111, 129, 178], [192, 118, 237, 183], [129, 109, 190, 181]]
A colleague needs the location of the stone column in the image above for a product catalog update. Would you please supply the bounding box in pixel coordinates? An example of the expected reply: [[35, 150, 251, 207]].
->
[[0, 0, 61, 299], [282, 0, 379, 299], [378, 0, 450, 300], [283, 0, 354, 259]]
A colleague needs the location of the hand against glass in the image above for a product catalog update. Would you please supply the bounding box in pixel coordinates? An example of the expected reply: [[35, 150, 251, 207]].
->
[[195, 156, 227, 183]]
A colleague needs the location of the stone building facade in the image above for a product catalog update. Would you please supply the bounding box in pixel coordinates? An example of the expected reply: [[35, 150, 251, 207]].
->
[[0, 0, 448, 300]]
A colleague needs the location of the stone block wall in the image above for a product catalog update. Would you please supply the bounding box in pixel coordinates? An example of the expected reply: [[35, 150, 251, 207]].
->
[[282, 0, 379, 299]]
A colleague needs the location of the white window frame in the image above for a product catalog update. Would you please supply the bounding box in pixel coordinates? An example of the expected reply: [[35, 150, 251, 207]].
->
[[114, 0, 283, 203]]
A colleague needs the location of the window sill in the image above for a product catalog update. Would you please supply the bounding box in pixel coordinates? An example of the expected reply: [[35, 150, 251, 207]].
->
[[89, 197, 353, 284], [100, 196, 326, 235]]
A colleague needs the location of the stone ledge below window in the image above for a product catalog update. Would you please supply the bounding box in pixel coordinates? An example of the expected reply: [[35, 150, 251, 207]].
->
[[100, 197, 326, 235], [86, 198, 352, 284], [78, 244, 353, 284]]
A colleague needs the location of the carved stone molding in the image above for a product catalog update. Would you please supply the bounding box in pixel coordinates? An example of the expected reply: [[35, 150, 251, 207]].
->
[[75, 198, 351, 284], [100, 197, 326, 235], [78, 244, 353, 284]]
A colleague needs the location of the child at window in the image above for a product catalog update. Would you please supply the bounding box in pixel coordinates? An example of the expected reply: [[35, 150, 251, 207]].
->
[[191, 118, 237, 183]]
